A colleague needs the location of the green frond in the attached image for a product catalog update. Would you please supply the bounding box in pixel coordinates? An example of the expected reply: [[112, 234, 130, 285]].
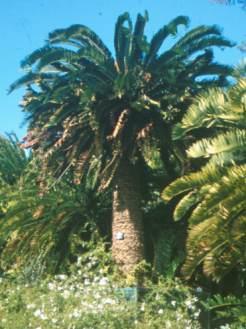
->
[[130, 11, 149, 64], [187, 129, 246, 159], [181, 216, 222, 279], [145, 15, 189, 66], [173, 191, 200, 221], [0, 134, 28, 186], [162, 162, 224, 202], [78, 57, 114, 83], [195, 63, 233, 78], [173, 78, 246, 141], [176, 25, 222, 47], [155, 30, 234, 71], [190, 165, 246, 223], [185, 36, 234, 57], [36, 47, 79, 71], [9, 72, 57, 93], [172, 88, 226, 139], [49, 24, 112, 59], [114, 12, 133, 72], [20, 45, 52, 68]]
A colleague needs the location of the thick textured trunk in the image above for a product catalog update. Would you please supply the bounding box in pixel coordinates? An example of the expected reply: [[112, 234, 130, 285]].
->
[[112, 159, 144, 274]]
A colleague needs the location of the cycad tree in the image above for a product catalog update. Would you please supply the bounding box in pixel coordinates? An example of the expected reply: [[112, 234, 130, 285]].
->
[[10, 12, 234, 274], [0, 134, 29, 217], [0, 134, 28, 187], [0, 171, 110, 278], [163, 78, 246, 283]]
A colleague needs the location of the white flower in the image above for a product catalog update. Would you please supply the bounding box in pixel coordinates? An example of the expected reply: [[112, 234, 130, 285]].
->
[[196, 286, 203, 293], [166, 320, 172, 328], [84, 278, 90, 285], [220, 325, 231, 329], [57, 285, 63, 291], [26, 303, 36, 309], [99, 277, 108, 285], [158, 309, 164, 314], [140, 303, 145, 311], [34, 309, 42, 317], [93, 276, 100, 282], [48, 282, 56, 290], [193, 310, 201, 319], [33, 309, 47, 320], [171, 300, 176, 307], [185, 299, 193, 307], [176, 312, 183, 320], [56, 274, 67, 280], [63, 290, 70, 299], [103, 298, 115, 305], [71, 309, 81, 318], [40, 313, 47, 320]]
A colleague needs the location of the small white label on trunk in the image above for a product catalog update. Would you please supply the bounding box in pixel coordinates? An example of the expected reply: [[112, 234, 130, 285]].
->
[[115, 232, 124, 240]]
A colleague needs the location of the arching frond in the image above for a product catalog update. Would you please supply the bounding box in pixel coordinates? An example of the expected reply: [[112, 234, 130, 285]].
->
[[162, 162, 224, 202], [164, 78, 246, 282], [9, 72, 58, 94], [187, 129, 246, 159], [114, 12, 133, 73], [130, 11, 149, 64], [49, 24, 112, 59], [0, 134, 28, 186], [145, 15, 189, 67]]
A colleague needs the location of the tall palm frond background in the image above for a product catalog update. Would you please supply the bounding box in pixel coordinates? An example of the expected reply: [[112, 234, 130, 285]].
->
[[0, 175, 111, 278], [163, 78, 246, 284], [0, 134, 28, 187], [0, 136, 111, 277], [0, 134, 29, 218]]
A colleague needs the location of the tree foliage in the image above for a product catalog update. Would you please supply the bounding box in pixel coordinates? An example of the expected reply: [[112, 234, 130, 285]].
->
[[163, 78, 246, 283], [9, 12, 234, 187]]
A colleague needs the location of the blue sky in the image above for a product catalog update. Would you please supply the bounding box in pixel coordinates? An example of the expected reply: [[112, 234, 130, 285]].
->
[[0, 0, 245, 138]]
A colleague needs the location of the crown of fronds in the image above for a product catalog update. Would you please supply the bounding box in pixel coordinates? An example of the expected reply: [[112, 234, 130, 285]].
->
[[9, 12, 234, 189]]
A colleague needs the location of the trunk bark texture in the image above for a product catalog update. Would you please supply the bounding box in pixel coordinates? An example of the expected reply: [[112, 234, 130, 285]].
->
[[112, 159, 144, 274]]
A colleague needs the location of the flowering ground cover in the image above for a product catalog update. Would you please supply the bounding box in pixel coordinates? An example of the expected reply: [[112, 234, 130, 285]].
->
[[0, 251, 203, 329], [0, 274, 202, 329]]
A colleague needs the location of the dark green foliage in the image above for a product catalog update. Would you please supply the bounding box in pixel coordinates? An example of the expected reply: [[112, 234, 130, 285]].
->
[[9, 12, 234, 191], [0, 134, 28, 187], [7, 12, 236, 281], [203, 294, 246, 328], [0, 166, 111, 278]]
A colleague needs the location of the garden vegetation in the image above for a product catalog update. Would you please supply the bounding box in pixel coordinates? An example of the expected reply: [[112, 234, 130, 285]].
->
[[0, 11, 245, 329]]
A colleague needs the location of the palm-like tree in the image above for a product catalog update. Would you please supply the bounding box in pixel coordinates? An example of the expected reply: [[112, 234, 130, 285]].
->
[[10, 12, 234, 273], [0, 136, 110, 277], [0, 134, 28, 187], [163, 78, 246, 282], [0, 134, 29, 218], [0, 171, 110, 277]]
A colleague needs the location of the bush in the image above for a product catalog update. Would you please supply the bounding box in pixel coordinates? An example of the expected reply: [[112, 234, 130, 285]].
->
[[0, 250, 202, 329]]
